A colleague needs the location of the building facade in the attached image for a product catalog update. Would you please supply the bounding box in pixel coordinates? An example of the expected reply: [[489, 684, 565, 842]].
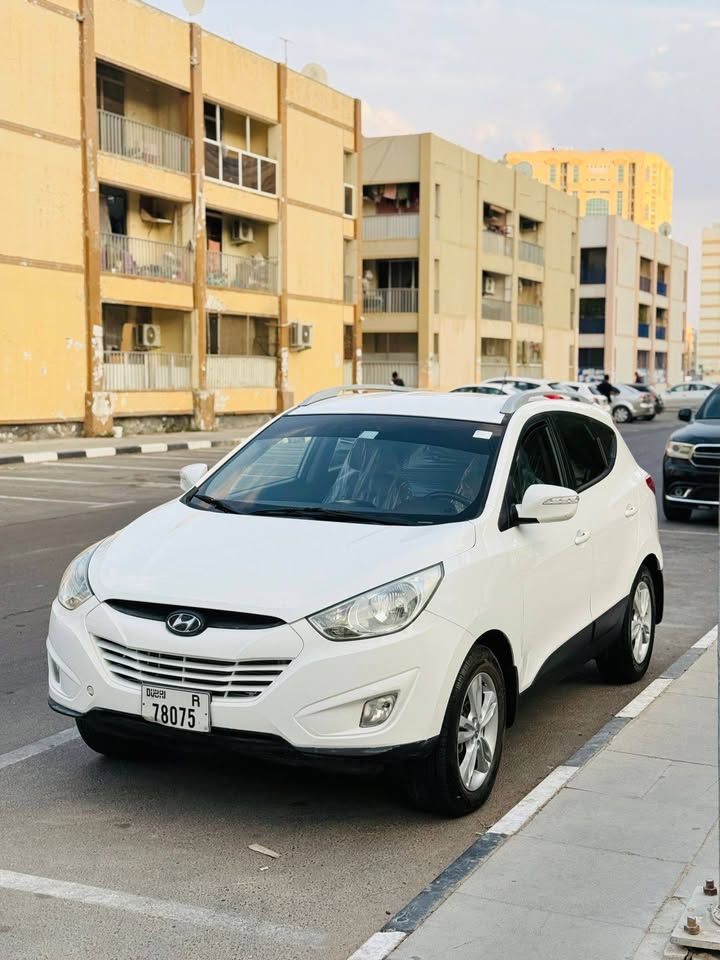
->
[[698, 225, 720, 379], [578, 216, 687, 386], [362, 134, 579, 390], [1, 0, 361, 438], [504, 150, 673, 234]]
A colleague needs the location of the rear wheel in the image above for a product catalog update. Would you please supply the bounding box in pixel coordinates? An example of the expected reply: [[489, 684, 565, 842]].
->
[[612, 405, 632, 424], [76, 717, 154, 761], [404, 645, 505, 816], [663, 498, 692, 523], [596, 567, 655, 683]]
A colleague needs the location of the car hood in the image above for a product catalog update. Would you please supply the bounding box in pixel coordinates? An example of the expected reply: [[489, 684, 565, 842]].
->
[[669, 419, 720, 444], [90, 500, 476, 622]]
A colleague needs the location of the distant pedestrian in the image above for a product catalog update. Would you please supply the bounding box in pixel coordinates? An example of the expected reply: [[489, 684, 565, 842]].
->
[[634, 371, 643, 384], [391, 371, 405, 387], [597, 373, 620, 403]]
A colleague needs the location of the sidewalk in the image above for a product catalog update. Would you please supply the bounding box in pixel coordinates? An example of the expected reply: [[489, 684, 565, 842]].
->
[[0, 428, 252, 465], [386, 633, 719, 960]]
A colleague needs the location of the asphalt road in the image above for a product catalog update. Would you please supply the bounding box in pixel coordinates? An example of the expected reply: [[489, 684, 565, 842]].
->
[[0, 414, 716, 960]]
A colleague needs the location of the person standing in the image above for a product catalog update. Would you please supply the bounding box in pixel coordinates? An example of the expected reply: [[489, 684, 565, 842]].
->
[[634, 371, 643, 384], [391, 371, 405, 387], [597, 373, 620, 403]]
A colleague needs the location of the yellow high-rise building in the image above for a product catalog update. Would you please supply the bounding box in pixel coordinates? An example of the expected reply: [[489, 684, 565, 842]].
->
[[504, 150, 673, 233]]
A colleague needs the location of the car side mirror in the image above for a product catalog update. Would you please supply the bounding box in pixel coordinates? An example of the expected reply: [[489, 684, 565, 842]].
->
[[516, 484, 579, 524], [179, 463, 209, 492], [678, 408, 692, 422]]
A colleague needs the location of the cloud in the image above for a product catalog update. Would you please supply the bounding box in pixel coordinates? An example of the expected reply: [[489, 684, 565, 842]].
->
[[645, 69, 673, 90], [705, 18, 720, 27], [655, 44, 669, 54], [362, 104, 415, 137], [675, 22, 692, 31], [544, 78, 567, 97]]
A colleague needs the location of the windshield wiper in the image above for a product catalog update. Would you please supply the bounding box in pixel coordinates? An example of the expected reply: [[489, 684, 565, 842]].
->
[[191, 493, 241, 514], [244, 505, 411, 525]]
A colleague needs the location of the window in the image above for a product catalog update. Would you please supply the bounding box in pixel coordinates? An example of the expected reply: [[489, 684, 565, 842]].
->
[[580, 247, 607, 284], [204, 102, 220, 142], [97, 65, 124, 116], [433, 332, 440, 356], [343, 325, 354, 362], [205, 314, 275, 356], [549, 165, 557, 184], [617, 165, 625, 183], [585, 198, 609, 216], [573, 165, 579, 183], [616, 191, 623, 216], [579, 298, 605, 334], [344, 184, 354, 217], [434, 183, 441, 218], [552, 413, 614, 491], [507, 422, 562, 507]]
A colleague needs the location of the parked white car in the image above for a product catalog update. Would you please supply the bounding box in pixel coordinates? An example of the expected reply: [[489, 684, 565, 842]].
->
[[451, 383, 516, 396], [482, 376, 553, 392], [549, 381, 609, 408], [48, 387, 663, 815], [610, 384, 657, 423], [660, 381, 716, 411]]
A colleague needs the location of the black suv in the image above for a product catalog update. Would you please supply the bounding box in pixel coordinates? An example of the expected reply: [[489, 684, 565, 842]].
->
[[663, 387, 720, 522]]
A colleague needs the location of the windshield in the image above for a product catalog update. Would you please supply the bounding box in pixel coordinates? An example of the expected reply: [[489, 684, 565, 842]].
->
[[188, 414, 503, 525], [696, 390, 720, 420]]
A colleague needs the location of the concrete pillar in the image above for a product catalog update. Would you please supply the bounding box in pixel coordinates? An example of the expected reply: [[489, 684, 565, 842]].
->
[[276, 64, 293, 411], [353, 98, 363, 385]]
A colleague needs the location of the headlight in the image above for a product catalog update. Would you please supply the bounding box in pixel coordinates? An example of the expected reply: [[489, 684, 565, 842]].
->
[[57, 541, 103, 610], [309, 564, 444, 641], [665, 441, 694, 460]]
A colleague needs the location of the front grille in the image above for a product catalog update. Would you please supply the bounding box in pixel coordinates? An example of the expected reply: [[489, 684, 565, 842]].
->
[[95, 636, 292, 699], [106, 599, 285, 630], [691, 445, 720, 469]]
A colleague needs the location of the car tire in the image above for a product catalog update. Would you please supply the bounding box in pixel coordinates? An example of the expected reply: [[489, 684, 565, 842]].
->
[[403, 645, 506, 817], [596, 567, 656, 684], [76, 717, 154, 761], [642, 414, 656, 421], [612, 405, 632, 424], [662, 498, 693, 523]]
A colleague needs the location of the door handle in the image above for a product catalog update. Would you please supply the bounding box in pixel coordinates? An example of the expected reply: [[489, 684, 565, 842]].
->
[[574, 529, 591, 545], [624, 504, 639, 518]]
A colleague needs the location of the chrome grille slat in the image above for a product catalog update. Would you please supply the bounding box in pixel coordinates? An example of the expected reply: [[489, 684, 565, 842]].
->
[[691, 444, 720, 468], [94, 636, 292, 699]]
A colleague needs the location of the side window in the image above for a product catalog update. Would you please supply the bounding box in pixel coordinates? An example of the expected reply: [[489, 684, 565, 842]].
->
[[507, 422, 563, 505], [552, 413, 612, 491]]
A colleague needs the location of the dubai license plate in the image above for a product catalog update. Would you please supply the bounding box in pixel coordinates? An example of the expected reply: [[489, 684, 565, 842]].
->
[[141, 685, 210, 733]]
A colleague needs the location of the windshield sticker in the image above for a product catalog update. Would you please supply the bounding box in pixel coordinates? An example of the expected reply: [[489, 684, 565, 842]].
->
[[473, 430, 493, 440], [358, 430, 379, 439]]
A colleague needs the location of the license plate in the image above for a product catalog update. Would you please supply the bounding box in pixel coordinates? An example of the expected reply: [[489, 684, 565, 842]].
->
[[141, 685, 210, 733]]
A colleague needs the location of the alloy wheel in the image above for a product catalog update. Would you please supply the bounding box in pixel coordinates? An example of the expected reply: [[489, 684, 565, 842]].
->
[[613, 406, 630, 423], [457, 672, 499, 791], [631, 580, 652, 664]]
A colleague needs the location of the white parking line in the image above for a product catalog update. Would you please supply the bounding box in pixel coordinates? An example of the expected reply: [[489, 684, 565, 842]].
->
[[0, 494, 116, 506], [347, 932, 407, 959], [0, 728, 79, 772], [693, 626, 718, 649], [51, 463, 179, 473], [0, 869, 325, 943], [0, 475, 177, 489]]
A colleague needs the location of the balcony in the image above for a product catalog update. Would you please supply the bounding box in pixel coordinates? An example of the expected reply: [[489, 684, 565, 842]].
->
[[519, 240, 545, 266], [205, 142, 277, 197], [481, 298, 511, 322], [344, 275, 355, 305], [363, 288, 418, 313], [518, 304, 543, 325], [656, 326, 667, 340], [101, 234, 193, 282], [103, 351, 192, 391], [206, 355, 276, 389], [483, 231, 513, 257], [657, 281, 668, 296], [362, 360, 418, 387], [98, 110, 191, 175], [206, 251, 277, 294], [639, 276, 652, 293], [638, 323, 650, 338], [363, 213, 420, 241]]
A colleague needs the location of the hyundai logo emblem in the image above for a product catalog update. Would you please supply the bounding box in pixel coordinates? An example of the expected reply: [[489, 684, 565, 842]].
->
[[166, 610, 205, 636]]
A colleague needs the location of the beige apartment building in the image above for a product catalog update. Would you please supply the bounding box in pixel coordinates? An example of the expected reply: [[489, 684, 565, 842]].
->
[[698, 225, 720, 378], [362, 135, 579, 389], [504, 150, 673, 234], [578, 216, 687, 386], [1, 0, 361, 438]]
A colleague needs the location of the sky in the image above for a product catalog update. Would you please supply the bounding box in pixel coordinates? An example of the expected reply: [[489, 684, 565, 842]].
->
[[150, 0, 720, 323]]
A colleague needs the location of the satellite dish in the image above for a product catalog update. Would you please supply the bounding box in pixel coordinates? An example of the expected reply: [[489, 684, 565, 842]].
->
[[659, 222, 672, 237], [301, 62, 328, 85], [182, 0, 204, 14], [514, 161, 533, 177]]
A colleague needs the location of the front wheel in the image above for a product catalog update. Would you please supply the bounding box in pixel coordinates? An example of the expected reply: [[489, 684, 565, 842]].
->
[[404, 645, 506, 816], [596, 567, 655, 683], [612, 405, 632, 424]]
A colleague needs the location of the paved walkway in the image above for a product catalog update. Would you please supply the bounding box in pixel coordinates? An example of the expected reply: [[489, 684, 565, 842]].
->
[[389, 639, 719, 960]]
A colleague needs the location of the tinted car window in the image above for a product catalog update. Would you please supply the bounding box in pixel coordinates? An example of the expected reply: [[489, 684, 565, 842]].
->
[[696, 389, 720, 420], [552, 413, 612, 491], [507, 422, 562, 504]]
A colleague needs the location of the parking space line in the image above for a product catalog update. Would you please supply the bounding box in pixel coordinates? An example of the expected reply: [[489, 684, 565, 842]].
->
[[0, 476, 176, 489], [0, 869, 325, 944], [347, 932, 407, 959], [0, 494, 118, 505], [0, 728, 79, 772], [50, 463, 180, 473]]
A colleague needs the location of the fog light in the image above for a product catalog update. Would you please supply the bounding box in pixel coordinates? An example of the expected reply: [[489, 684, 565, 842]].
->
[[360, 693, 397, 728]]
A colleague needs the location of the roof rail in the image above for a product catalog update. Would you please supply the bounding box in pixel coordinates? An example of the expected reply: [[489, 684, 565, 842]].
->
[[500, 386, 594, 416], [298, 383, 414, 408]]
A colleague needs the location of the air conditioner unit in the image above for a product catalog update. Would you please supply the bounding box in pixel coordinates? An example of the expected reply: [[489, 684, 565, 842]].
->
[[290, 322, 313, 349], [230, 219, 254, 244], [135, 323, 162, 348], [483, 276, 496, 296]]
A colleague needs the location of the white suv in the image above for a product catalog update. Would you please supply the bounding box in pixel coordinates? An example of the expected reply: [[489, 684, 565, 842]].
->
[[48, 388, 663, 816]]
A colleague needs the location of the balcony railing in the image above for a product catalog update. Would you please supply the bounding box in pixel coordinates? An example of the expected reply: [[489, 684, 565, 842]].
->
[[657, 280, 668, 296], [206, 251, 277, 293], [98, 109, 191, 174], [363, 213, 420, 241], [363, 288, 418, 313], [101, 234, 193, 282], [362, 360, 418, 387], [482, 230, 513, 257], [519, 240, 545, 266], [638, 323, 650, 338], [656, 326, 667, 340], [481, 298, 511, 322], [639, 276, 652, 292], [206, 355, 276, 389], [518, 303, 543, 325], [481, 358, 511, 379], [204, 141, 277, 196], [103, 351, 192, 391], [344, 275, 355, 304]]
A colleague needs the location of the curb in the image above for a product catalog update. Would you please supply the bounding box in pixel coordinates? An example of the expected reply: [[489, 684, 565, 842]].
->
[[0, 438, 242, 466], [347, 624, 718, 960]]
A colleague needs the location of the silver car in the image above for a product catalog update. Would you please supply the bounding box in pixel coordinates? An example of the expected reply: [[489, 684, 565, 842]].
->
[[610, 384, 656, 424]]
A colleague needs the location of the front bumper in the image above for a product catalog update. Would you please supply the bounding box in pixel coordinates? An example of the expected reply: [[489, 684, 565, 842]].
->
[[663, 457, 719, 507], [47, 598, 473, 754]]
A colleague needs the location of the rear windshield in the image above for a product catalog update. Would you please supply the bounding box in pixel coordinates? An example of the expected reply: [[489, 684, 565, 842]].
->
[[189, 414, 503, 525]]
